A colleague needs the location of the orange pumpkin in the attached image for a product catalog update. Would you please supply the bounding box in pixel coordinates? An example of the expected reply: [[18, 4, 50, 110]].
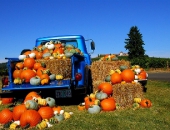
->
[[110, 73, 122, 84], [20, 110, 42, 128], [13, 69, 23, 79], [121, 69, 135, 82], [38, 106, 54, 119], [140, 99, 152, 108], [98, 82, 113, 96], [33, 62, 42, 70], [15, 62, 24, 70], [23, 58, 35, 69], [85, 97, 95, 110], [35, 51, 43, 59], [139, 70, 147, 79], [36, 67, 46, 77], [40, 73, 50, 80], [20, 69, 36, 83], [1, 97, 14, 105], [100, 97, 116, 111], [0, 108, 13, 124], [13, 104, 27, 121], [52, 106, 62, 113], [25, 91, 41, 99], [53, 48, 64, 54]]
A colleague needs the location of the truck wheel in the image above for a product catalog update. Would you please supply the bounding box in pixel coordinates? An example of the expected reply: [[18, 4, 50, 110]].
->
[[20, 49, 31, 55], [84, 65, 93, 95]]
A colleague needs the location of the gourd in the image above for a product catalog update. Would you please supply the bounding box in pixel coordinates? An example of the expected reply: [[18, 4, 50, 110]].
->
[[42, 52, 51, 58], [134, 98, 142, 103], [46, 97, 56, 107], [41, 78, 49, 85], [54, 112, 64, 122], [0, 108, 13, 124], [30, 76, 41, 86], [18, 54, 26, 60], [49, 74, 56, 80], [38, 106, 54, 119], [20, 110, 42, 128], [25, 100, 39, 110], [88, 105, 101, 114], [95, 91, 108, 100], [119, 65, 128, 71], [65, 52, 73, 58], [37, 97, 47, 106], [105, 75, 111, 82]]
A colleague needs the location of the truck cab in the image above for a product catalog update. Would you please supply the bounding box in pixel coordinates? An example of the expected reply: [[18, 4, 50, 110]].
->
[[2, 35, 95, 99]]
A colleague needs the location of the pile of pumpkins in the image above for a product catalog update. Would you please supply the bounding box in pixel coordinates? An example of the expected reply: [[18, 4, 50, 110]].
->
[[18, 40, 83, 61], [99, 54, 119, 61], [78, 81, 152, 113], [13, 57, 64, 85], [0, 91, 73, 129], [105, 65, 148, 84]]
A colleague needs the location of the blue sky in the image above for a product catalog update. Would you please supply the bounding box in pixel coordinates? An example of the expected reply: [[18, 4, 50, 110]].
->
[[0, 0, 170, 63]]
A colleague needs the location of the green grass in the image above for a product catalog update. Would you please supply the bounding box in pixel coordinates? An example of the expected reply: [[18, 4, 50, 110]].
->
[[0, 80, 170, 130]]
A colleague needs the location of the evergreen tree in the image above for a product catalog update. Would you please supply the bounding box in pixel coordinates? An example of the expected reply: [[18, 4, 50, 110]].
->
[[124, 26, 145, 59]]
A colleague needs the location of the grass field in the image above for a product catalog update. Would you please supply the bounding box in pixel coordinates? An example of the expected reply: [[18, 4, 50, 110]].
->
[[0, 79, 170, 130]]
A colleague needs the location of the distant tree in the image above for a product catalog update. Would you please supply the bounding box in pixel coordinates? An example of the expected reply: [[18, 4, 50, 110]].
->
[[124, 26, 145, 60]]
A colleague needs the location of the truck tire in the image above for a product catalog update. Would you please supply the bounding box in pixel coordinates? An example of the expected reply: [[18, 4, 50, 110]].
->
[[20, 49, 31, 55], [84, 65, 93, 95]]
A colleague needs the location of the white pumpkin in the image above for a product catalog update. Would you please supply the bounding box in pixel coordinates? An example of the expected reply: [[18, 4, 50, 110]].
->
[[18, 55, 26, 60]]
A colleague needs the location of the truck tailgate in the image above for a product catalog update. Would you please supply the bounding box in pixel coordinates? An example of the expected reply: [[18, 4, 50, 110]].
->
[[2, 79, 71, 90]]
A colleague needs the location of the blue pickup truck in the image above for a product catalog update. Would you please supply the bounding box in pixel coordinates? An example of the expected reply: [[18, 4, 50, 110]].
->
[[2, 35, 95, 99]]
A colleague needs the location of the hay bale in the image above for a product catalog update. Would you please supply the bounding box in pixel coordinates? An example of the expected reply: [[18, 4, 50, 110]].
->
[[112, 83, 144, 108], [91, 60, 131, 87], [36, 59, 71, 79]]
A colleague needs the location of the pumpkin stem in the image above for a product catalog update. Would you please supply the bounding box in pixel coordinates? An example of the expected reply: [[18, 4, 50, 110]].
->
[[146, 101, 149, 107]]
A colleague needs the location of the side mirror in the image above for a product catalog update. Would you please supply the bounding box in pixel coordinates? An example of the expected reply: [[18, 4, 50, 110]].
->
[[91, 41, 95, 51]]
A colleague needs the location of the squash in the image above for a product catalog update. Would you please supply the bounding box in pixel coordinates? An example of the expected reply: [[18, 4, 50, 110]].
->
[[30, 76, 41, 86], [88, 105, 101, 114], [105, 75, 111, 82], [46, 97, 56, 107], [49, 74, 56, 80], [95, 91, 108, 100], [25, 100, 39, 110]]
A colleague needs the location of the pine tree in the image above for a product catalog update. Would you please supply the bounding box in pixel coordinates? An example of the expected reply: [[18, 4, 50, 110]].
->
[[124, 26, 145, 59]]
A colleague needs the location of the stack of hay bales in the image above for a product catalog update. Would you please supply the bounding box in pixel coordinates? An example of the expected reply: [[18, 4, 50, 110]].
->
[[91, 60, 144, 108], [36, 59, 71, 79]]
